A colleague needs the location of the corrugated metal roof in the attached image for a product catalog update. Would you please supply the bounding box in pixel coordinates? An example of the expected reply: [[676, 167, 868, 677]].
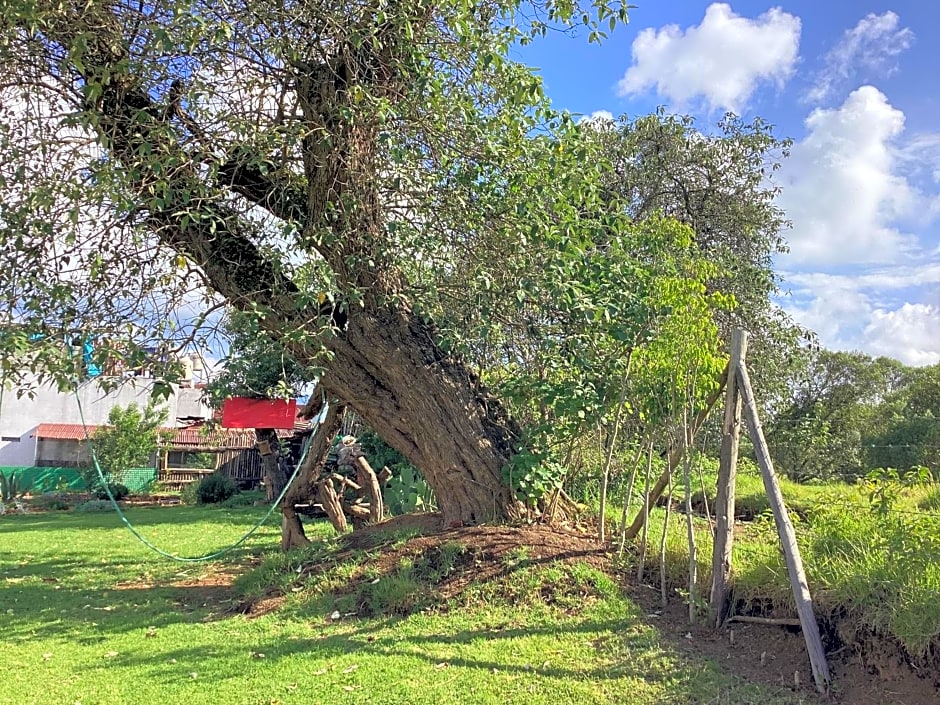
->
[[171, 426, 257, 449]]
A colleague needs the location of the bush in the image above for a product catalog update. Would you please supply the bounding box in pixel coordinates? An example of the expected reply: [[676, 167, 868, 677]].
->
[[218, 489, 266, 508], [94, 483, 130, 501], [196, 473, 239, 504], [179, 482, 200, 505], [33, 492, 72, 511], [75, 499, 113, 512]]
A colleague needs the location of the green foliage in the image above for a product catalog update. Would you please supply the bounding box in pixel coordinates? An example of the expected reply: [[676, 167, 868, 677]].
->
[[502, 451, 563, 503], [74, 499, 114, 512], [0, 470, 32, 501], [204, 311, 313, 406], [767, 354, 940, 482], [918, 485, 940, 511], [383, 464, 434, 515], [217, 489, 266, 508], [178, 481, 200, 506], [93, 482, 130, 501], [195, 473, 239, 504], [863, 466, 931, 516], [86, 403, 167, 492]]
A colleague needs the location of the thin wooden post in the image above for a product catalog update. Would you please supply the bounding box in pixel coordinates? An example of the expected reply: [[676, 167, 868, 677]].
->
[[709, 329, 748, 626], [737, 362, 831, 692], [623, 363, 728, 541]]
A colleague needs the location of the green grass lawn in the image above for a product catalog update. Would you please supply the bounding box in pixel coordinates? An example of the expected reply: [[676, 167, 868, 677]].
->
[[0, 505, 818, 705]]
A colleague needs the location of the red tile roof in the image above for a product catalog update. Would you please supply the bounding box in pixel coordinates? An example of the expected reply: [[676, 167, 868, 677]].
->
[[34, 423, 98, 440], [34, 423, 258, 449]]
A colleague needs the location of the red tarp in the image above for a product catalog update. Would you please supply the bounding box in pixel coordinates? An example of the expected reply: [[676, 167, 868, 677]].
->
[[221, 398, 297, 429]]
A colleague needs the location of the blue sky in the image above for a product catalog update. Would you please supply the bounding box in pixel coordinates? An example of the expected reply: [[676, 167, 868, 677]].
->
[[514, 1, 940, 365]]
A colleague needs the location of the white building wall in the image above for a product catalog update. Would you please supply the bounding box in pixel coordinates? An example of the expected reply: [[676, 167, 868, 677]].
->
[[0, 378, 212, 466]]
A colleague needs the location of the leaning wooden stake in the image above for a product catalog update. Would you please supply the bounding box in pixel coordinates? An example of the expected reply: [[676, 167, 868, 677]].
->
[[737, 362, 831, 692], [709, 329, 748, 625]]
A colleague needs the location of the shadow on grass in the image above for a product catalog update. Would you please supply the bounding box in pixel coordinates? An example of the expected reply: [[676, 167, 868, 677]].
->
[[97, 615, 798, 703], [0, 559, 253, 640], [0, 505, 318, 533]]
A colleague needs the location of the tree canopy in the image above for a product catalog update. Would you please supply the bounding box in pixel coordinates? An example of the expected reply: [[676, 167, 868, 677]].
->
[[0, 0, 794, 523]]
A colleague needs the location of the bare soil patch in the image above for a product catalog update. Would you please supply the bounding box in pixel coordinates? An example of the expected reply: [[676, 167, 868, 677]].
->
[[626, 573, 939, 704]]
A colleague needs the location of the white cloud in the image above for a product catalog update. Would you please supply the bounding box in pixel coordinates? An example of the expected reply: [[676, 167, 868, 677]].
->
[[579, 110, 614, 124], [781, 269, 940, 366], [777, 86, 924, 266], [807, 12, 914, 104], [864, 303, 940, 366], [616, 3, 801, 113]]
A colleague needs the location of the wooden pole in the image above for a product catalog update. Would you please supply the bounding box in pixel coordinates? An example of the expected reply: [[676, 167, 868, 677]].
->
[[709, 329, 748, 626], [623, 363, 728, 541], [355, 456, 384, 523], [317, 477, 348, 533], [737, 362, 831, 692]]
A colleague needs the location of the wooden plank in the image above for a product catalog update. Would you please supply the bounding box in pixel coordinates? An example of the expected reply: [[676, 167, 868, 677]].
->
[[728, 615, 802, 627], [737, 362, 831, 692], [709, 329, 748, 626]]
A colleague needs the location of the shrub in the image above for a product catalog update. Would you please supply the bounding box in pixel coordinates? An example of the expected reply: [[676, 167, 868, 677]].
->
[[94, 483, 130, 501], [75, 499, 113, 512], [218, 490, 266, 508], [918, 485, 940, 511], [196, 473, 239, 504], [0, 471, 32, 501], [179, 482, 200, 505], [82, 402, 168, 490], [33, 492, 72, 511]]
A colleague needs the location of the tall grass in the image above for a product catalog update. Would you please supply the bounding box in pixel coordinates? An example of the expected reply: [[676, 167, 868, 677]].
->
[[612, 463, 940, 662]]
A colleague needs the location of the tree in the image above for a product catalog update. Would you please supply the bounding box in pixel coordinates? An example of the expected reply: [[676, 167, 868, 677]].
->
[[88, 403, 166, 491], [586, 112, 808, 404], [205, 311, 310, 501], [765, 349, 909, 481], [0, 0, 635, 525], [865, 364, 940, 477]]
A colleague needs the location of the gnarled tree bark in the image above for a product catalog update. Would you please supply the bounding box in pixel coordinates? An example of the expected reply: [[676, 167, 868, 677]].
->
[[30, 3, 528, 529]]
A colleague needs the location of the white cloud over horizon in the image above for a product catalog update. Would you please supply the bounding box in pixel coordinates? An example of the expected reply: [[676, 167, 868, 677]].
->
[[806, 11, 914, 104], [775, 85, 940, 365], [616, 3, 801, 113], [777, 86, 925, 266]]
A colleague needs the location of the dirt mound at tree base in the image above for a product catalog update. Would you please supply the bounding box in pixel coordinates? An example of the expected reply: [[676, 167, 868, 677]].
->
[[344, 515, 607, 600], [254, 517, 940, 703]]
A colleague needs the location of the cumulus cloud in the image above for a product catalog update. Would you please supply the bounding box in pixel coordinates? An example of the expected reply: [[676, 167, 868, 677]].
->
[[807, 11, 914, 104], [579, 110, 614, 124], [781, 267, 940, 366], [777, 86, 922, 266], [616, 3, 801, 113], [864, 303, 940, 366]]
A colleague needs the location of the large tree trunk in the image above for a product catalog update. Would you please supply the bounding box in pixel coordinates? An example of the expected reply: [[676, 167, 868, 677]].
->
[[257, 429, 288, 502], [35, 4, 528, 529], [312, 305, 524, 526]]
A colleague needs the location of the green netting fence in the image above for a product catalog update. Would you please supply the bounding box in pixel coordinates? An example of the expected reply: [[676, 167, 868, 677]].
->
[[0, 466, 158, 493]]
